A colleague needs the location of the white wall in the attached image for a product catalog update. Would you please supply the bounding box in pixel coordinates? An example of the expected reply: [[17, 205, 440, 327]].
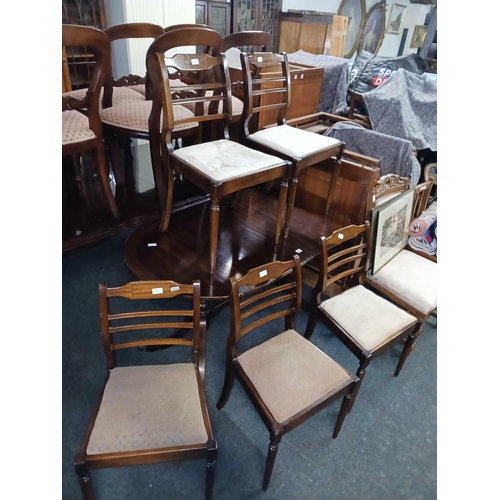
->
[[281, 0, 432, 58]]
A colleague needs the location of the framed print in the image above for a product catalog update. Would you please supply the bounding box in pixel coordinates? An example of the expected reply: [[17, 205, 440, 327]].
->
[[359, 2, 386, 54], [386, 3, 406, 35], [338, 0, 367, 59], [372, 188, 414, 274], [410, 25, 428, 48]]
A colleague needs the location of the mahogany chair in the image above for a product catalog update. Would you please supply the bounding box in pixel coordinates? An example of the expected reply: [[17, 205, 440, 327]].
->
[[146, 27, 291, 275], [216, 255, 359, 490], [74, 280, 217, 500], [412, 179, 433, 219], [304, 223, 420, 410], [62, 25, 119, 219], [240, 51, 345, 240]]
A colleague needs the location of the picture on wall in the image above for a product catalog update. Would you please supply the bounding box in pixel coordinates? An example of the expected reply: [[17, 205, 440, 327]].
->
[[410, 25, 428, 48], [359, 2, 386, 54], [372, 188, 414, 274], [338, 0, 367, 59], [386, 3, 406, 35]]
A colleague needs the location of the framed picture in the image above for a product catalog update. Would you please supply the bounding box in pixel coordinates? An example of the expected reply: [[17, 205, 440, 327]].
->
[[372, 188, 414, 274], [359, 2, 386, 55], [410, 25, 428, 48], [338, 0, 367, 59], [386, 3, 406, 35]]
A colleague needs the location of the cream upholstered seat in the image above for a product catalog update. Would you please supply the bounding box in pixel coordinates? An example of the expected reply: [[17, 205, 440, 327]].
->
[[305, 223, 420, 412], [238, 329, 352, 424], [87, 364, 208, 454], [62, 110, 96, 145], [248, 124, 342, 160], [63, 86, 144, 108], [217, 256, 358, 491], [366, 249, 437, 317]]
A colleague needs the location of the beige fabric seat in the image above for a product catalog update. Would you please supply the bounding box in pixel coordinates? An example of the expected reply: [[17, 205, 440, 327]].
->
[[238, 329, 352, 424], [62, 110, 96, 145], [173, 138, 285, 182], [319, 285, 417, 352], [62, 86, 144, 109], [181, 90, 244, 117], [128, 79, 187, 97], [367, 249, 437, 316], [247, 124, 342, 160], [87, 363, 208, 454]]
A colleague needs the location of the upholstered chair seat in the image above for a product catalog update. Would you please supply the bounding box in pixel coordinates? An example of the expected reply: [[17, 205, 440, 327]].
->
[[319, 285, 417, 352], [128, 78, 188, 97], [172, 139, 285, 182], [180, 90, 244, 117], [62, 109, 96, 145], [86, 363, 208, 455], [100, 100, 198, 133], [237, 329, 352, 424], [247, 124, 342, 160], [366, 249, 438, 316], [63, 86, 144, 109]]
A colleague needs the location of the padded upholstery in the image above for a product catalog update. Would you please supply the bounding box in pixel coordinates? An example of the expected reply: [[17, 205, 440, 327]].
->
[[181, 91, 244, 116], [367, 249, 438, 316], [248, 124, 342, 160], [62, 110, 96, 145], [319, 285, 417, 352], [237, 329, 352, 424], [86, 363, 208, 454], [100, 100, 198, 133], [129, 79, 187, 97], [172, 139, 285, 182], [63, 86, 144, 108]]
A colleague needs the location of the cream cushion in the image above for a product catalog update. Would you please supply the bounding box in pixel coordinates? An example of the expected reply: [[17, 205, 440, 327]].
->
[[367, 249, 437, 316], [248, 124, 342, 160], [319, 285, 417, 352], [62, 110, 96, 145], [173, 139, 285, 183], [86, 364, 208, 455], [100, 100, 198, 133], [63, 86, 144, 109], [237, 329, 352, 424]]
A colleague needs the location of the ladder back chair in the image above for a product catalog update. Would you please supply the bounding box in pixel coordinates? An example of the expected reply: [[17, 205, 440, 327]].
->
[[62, 24, 119, 219], [146, 27, 291, 275], [240, 51, 345, 240], [74, 280, 217, 500], [216, 256, 359, 490], [412, 179, 433, 219], [305, 223, 420, 409]]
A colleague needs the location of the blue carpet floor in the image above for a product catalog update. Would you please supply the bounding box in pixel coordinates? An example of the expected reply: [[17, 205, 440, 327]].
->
[[62, 229, 437, 499]]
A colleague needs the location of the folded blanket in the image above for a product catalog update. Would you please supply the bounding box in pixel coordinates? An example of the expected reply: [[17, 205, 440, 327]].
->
[[408, 222, 437, 255], [409, 201, 437, 237]]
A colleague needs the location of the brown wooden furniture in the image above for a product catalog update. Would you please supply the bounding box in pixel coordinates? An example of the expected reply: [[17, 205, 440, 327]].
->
[[74, 279, 217, 500], [196, 0, 232, 38], [424, 162, 437, 203], [62, 25, 119, 220], [240, 52, 345, 239], [412, 179, 433, 219], [304, 223, 420, 408], [147, 27, 291, 275], [216, 255, 359, 490]]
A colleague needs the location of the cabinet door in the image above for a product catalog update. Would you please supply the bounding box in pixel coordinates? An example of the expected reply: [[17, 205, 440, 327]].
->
[[260, 0, 281, 51], [208, 2, 231, 38], [234, 0, 258, 32], [195, 1, 208, 25]]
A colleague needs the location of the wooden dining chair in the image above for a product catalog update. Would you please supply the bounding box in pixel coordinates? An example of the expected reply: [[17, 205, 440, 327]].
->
[[239, 51, 345, 240], [304, 223, 420, 410], [74, 279, 217, 500], [412, 179, 433, 219], [146, 27, 291, 275], [216, 255, 359, 490], [62, 24, 119, 219]]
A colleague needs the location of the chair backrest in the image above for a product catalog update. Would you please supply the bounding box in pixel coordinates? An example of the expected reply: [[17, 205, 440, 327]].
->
[[312, 223, 371, 304], [146, 26, 228, 148], [424, 162, 437, 185], [240, 51, 291, 136], [412, 179, 433, 219], [99, 280, 204, 373], [367, 173, 410, 213], [227, 256, 302, 354], [62, 25, 110, 133], [222, 31, 272, 52]]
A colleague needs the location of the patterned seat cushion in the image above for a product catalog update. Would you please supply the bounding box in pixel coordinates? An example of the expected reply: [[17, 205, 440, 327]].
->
[[237, 329, 353, 424], [181, 91, 244, 117], [367, 249, 437, 316], [100, 100, 198, 133], [172, 139, 285, 183], [86, 364, 208, 455], [62, 86, 144, 109], [248, 124, 342, 160], [62, 109, 96, 145], [129, 79, 187, 97], [319, 285, 417, 352]]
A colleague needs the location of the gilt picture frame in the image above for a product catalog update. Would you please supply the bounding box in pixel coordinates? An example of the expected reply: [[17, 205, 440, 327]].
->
[[410, 25, 428, 48], [372, 188, 414, 274], [338, 0, 367, 59], [386, 3, 406, 35], [359, 2, 386, 55]]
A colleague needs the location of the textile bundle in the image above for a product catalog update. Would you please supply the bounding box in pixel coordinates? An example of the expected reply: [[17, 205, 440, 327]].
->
[[408, 222, 437, 256], [409, 201, 437, 237]]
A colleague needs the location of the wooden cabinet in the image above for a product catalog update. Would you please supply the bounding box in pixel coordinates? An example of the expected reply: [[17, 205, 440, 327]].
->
[[62, 0, 107, 91], [233, 0, 281, 51], [196, 0, 232, 38]]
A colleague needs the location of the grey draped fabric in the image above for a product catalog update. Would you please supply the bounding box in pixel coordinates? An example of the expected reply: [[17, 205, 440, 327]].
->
[[324, 121, 421, 187], [362, 69, 437, 151], [287, 50, 350, 115]]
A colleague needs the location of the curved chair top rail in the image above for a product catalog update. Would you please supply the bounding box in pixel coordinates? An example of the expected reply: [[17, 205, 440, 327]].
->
[[222, 30, 272, 52], [103, 22, 164, 41]]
